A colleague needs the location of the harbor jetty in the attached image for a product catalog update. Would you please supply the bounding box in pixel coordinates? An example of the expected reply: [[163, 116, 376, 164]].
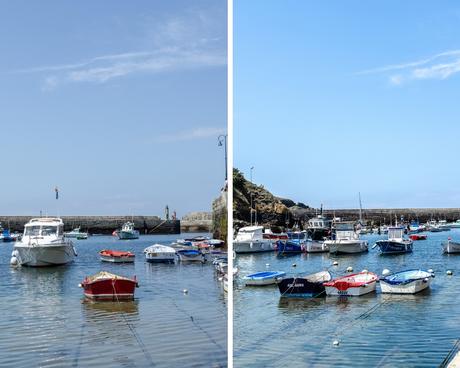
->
[[180, 212, 212, 232], [234, 168, 460, 229], [0, 216, 180, 234]]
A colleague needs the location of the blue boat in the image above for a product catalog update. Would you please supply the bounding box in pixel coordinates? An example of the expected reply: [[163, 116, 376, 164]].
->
[[176, 249, 204, 262], [276, 240, 303, 253], [380, 269, 434, 294], [374, 226, 413, 254], [277, 271, 331, 297], [244, 271, 286, 286], [1, 229, 18, 242]]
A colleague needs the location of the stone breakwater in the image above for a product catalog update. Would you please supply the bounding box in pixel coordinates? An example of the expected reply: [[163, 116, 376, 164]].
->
[[0, 216, 180, 234]]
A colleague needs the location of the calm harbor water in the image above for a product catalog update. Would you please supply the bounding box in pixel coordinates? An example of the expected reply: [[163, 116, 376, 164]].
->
[[234, 230, 460, 367], [0, 233, 227, 368]]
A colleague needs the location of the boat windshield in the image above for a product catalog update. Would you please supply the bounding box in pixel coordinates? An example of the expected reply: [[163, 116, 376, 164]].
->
[[41, 226, 58, 236], [24, 226, 40, 236]]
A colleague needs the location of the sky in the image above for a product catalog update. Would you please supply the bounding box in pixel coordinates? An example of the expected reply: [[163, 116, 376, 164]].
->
[[234, 1, 460, 209], [0, 1, 227, 217]]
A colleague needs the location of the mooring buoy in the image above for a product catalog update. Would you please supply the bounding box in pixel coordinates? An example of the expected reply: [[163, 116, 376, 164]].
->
[[292, 263, 297, 267], [183, 289, 189, 294], [447, 270, 453, 276], [346, 266, 353, 272], [333, 340, 340, 346], [333, 261, 338, 266], [382, 269, 390, 276]]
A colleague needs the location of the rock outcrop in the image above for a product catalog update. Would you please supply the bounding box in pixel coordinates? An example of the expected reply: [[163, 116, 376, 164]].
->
[[181, 212, 212, 233]]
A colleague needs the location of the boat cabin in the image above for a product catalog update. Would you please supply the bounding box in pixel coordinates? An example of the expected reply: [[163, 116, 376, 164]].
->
[[333, 222, 358, 240], [388, 226, 405, 241], [235, 226, 264, 241], [24, 218, 64, 237], [308, 215, 332, 230]]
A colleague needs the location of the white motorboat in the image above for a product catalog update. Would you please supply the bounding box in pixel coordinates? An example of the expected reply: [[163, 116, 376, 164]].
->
[[304, 239, 329, 253], [443, 238, 460, 254], [234, 226, 274, 253], [325, 222, 368, 254], [144, 244, 176, 263], [10, 217, 77, 267], [64, 227, 88, 239], [305, 213, 331, 253], [380, 269, 434, 294], [118, 222, 140, 240]]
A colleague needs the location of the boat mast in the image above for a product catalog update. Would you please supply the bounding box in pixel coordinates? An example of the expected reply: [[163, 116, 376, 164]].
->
[[358, 192, 363, 224]]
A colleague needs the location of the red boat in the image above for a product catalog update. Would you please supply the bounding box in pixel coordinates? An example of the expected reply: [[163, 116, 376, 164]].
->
[[79, 271, 138, 300], [99, 249, 135, 263], [409, 234, 427, 241]]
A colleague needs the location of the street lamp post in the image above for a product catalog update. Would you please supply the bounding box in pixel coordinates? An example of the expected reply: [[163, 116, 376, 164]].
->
[[218, 134, 228, 181]]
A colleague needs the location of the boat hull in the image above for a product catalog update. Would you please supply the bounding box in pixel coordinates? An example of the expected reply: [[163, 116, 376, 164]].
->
[[82, 278, 137, 301], [118, 231, 140, 240], [444, 240, 460, 254], [13, 243, 76, 267], [177, 250, 204, 262], [277, 277, 327, 297], [380, 278, 431, 294], [145, 253, 176, 263], [234, 240, 274, 254], [325, 281, 376, 296], [376, 240, 413, 254], [326, 240, 368, 254], [244, 271, 286, 286], [276, 240, 303, 253], [100, 255, 135, 263], [304, 240, 329, 253]]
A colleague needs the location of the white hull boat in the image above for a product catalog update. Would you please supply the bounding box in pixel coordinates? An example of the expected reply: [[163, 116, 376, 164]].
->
[[326, 240, 368, 254], [380, 270, 434, 294], [243, 271, 286, 286], [304, 240, 329, 253], [234, 226, 274, 254], [118, 222, 140, 240], [144, 244, 176, 263], [324, 271, 378, 296], [11, 218, 76, 267], [444, 239, 460, 254]]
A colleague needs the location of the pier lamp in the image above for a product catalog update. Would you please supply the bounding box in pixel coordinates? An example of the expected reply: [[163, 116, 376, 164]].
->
[[218, 134, 228, 181]]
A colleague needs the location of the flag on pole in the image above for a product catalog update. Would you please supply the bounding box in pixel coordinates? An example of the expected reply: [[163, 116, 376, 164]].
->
[[55, 186, 59, 200]]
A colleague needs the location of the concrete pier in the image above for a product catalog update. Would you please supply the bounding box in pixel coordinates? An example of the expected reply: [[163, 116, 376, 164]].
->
[[0, 216, 180, 234]]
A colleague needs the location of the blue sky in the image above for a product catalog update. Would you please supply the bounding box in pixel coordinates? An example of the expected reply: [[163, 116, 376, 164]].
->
[[0, 1, 227, 216], [235, 1, 460, 209]]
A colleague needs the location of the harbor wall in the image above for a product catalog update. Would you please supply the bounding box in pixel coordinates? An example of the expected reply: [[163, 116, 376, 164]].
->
[[180, 212, 212, 233], [212, 188, 228, 243], [0, 216, 180, 234]]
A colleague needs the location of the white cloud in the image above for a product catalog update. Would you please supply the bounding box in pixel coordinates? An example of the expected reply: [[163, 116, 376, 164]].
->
[[14, 11, 226, 90], [156, 127, 226, 143], [357, 50, 460, 85]]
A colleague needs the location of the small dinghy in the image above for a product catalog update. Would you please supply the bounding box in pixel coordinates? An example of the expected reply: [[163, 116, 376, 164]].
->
[[277, 271, 331, 297], [79, 271, 138, 300], [244, 271, 286, 286], [324, 271, 378, 296], [409, 234, 427, 241], [144, 244, 176, 263], [177, 249, 205, 263], [380, 269, 434, 294], [99, 249, 135, 263], [443, 238, 460, 254]]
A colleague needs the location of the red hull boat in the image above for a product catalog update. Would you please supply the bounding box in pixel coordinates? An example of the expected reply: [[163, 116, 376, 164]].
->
[[409, 234, 427, 241], [99, 249, 135, 263], [79, 271, 138, 300]]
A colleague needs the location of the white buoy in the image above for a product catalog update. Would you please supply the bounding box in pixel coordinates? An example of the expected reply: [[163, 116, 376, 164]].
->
[[218, 277, 223, 281], [266, 263, 270, 268], [447, 270, 453, 276], [183, 289, 189, 294], [428, 269, 434, 274], [292, 263, 297, 267], [333, 261, 339, 266], [382, 269, 391, 276], [346, 266, 353, 272], [333, 340, 340, 346], [362, 269, 368, 273]]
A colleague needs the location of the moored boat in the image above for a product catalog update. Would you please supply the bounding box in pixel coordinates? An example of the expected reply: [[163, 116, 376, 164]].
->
[[244, 271, 286, 286], [375, 226, 413, 254], [234, 226, 274, 253], [409, 234, 427, 241], [64, 227, 88, 239], [117, 222, 140, 240], [443, 238, 460, 254], [277, 271, 331, 297], [380, 269, 434, 294], [325, 222, 368, 254], [99, 249, 135, 263], [324, 271, 378, 296], [144, 244, 176, 263], [79, 271, 138, 300], [177, 249, 205, 262], [304, 239, 329, 253], [275, 240, 303, 253], [11, 217, 77, 267]]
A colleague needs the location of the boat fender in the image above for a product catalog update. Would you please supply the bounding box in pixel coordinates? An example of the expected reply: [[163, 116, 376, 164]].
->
[[10, 256, 18, 266], [422, 278, 429, 283], [428, 269, 434, 274]]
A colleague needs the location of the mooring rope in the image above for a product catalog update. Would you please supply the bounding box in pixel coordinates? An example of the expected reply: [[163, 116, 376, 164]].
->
[[439, 339, 460, 368], [111, 280, 156, 367]]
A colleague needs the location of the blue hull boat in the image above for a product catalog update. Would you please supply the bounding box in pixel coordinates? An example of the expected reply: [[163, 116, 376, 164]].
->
[[375, 240, 413, 254], [276, 240, 303, 253], [244, 271, 286, 286]]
